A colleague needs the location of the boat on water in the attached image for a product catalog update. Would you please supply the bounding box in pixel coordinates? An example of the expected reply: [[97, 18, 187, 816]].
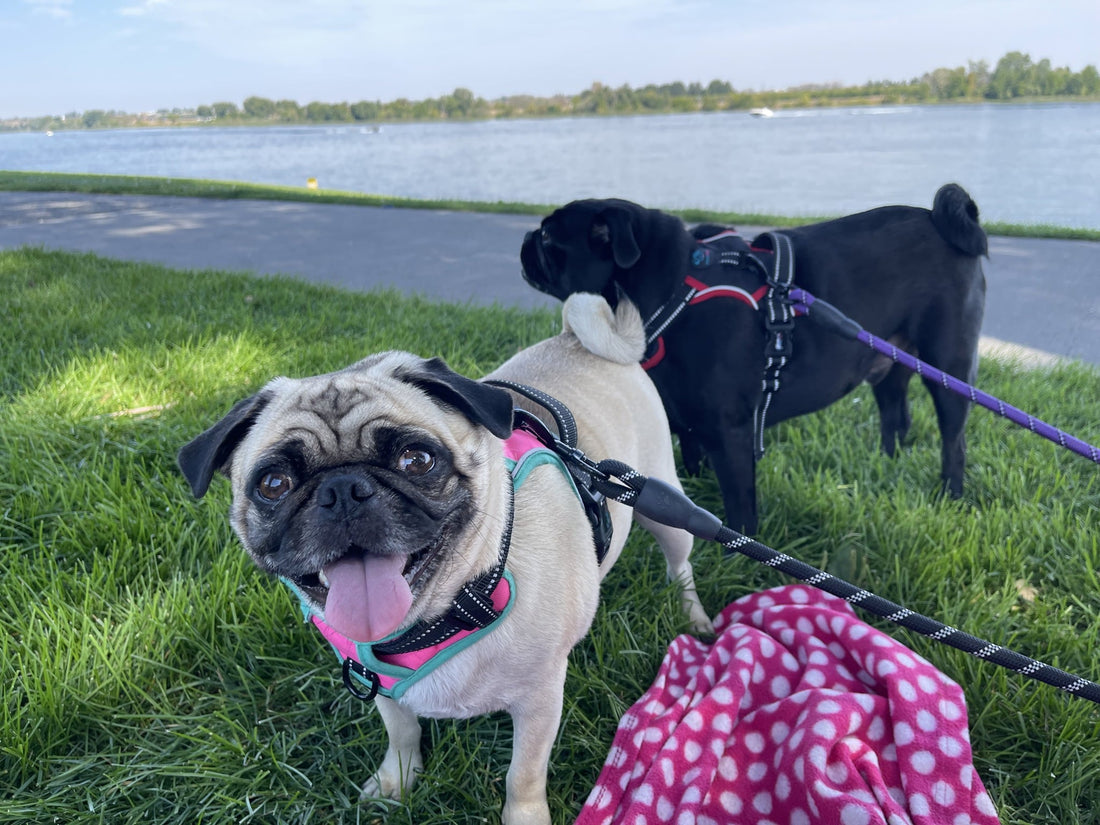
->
[[748, 107, 774, 118]]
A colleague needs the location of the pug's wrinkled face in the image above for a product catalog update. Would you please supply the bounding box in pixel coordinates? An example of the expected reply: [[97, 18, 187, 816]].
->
[[179, 351, 515, 642]]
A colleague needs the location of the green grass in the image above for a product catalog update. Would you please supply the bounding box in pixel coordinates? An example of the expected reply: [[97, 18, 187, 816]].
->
[[3, 169, 1098, 240], [2, 247, 1099, 824]]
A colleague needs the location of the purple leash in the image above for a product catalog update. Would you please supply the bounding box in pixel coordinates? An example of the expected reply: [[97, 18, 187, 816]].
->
[[790, 288, 1100, 464]]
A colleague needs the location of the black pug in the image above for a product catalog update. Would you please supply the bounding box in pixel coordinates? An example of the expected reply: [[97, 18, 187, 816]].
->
[[520, 185, 987, 534]]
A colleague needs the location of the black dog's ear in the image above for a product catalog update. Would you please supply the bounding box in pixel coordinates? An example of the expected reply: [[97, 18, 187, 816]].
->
[[178, 391, 273, 498], [592, 206, 641, 269], [406, 358, 514, 439]]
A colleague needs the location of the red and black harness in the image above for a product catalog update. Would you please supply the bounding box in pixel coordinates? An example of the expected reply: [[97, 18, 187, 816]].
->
[[640, 229, 798, 458]]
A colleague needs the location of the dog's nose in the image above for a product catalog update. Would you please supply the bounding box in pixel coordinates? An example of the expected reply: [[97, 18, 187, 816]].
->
[[317, 474, 375, 515]]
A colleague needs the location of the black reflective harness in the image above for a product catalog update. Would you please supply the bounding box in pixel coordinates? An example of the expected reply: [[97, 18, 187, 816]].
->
[[640, 229, 797, 458]]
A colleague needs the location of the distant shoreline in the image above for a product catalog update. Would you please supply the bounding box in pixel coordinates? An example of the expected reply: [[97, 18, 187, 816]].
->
[[4, 96, 1099, 135]]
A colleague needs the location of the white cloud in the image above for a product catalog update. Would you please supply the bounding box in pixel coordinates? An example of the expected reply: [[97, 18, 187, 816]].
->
[[21, 0, 73, 20]]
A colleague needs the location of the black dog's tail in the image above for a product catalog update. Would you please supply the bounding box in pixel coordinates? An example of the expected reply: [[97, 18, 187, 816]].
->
[[930, 183, 988, 257]]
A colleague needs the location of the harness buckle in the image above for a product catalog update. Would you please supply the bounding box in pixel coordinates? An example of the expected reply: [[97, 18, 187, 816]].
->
[[342, 657, 381, 702]]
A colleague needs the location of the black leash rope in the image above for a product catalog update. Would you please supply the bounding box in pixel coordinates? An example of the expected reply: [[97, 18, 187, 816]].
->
[[555, 451, 1100, 705]]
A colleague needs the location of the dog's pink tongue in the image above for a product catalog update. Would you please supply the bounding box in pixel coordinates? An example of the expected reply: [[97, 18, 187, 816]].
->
[[323, 554, 412, 642]]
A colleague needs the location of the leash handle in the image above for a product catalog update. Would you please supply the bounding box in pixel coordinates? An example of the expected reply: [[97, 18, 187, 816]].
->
[[792, 289, 1100, 465], [590, 460, 1100, 706]]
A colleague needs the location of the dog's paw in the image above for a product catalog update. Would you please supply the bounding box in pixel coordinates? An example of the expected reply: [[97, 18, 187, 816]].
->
[[359, 751, 423, 801]]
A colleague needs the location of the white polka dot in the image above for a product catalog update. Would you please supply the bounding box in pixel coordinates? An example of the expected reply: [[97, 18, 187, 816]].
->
[[660, 757, 675, 788], [745, 732, 766, 754], [644, 728, 663, 743], [683, 711, 704, 732], [939, 699, 962, 720], [849, 623, 870, 640], [813, 719, 837, 739], [938, 735, 963, 758], [770, 675, 792, 698], [770, 721, 791, 745], [897, 652, 916, 669], [757, 594, 776, 608], [797, 618, 815, 634], [840, 804, 871, 825], [867, 717, 885, 741], [809, 745, 828, 770], [713, 712, 733, 735], [805, 669, 827, 687], [897, 679, 917, 701], [677, 811, 695, 825], [683, 740, 702, 763], [872, 634, 892, 648], [682, 786, 702, 807], [974, 792, 997, 816], [826, 760, 849, 784], [753, 791, 773, 814], [788, 728, 805, 750], [910, 793, 931, 816], [918, 674, 939, 694], [917, 709, 938, 732], [910, 750, 937, 775], [748, 762, 768, 782], [953, 814, 972, 825], [634, 783, 654, 805], [817, 699, 842, 715], [656, 795, 674, 822], [718, 756, 739, 782], [877, 659, 898, 677], [719, 791, 742, 815], [710, 686, 734, 705], [894, 721, 915, 746], [932, 780, 957, 807], [781, 652, 800, 672], [775, 772, 791, 800], [790, 587, 810, 603]]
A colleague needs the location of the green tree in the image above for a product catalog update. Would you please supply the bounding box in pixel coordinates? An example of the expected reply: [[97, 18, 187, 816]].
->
[[350, 100, 380, 120], [243, 96, 276, 118], [212, 101, 239, 118]]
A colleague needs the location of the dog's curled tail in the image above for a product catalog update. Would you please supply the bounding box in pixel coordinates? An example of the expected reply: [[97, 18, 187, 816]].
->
[[931, 183, 988, 257], [563, 292, 646, 366]]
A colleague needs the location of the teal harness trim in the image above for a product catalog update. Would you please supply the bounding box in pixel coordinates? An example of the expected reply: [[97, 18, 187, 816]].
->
[[283, 433, 581, 701]]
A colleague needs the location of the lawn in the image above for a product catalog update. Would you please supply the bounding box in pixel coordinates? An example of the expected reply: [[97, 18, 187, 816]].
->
[[1, 247, 1098, 823]]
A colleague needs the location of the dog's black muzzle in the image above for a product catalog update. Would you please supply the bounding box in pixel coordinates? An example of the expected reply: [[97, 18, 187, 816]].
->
[[520, 231, 561, 298]]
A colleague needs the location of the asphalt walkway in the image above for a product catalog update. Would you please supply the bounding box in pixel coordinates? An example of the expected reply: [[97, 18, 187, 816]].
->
[[2, 191, 1098, 365]]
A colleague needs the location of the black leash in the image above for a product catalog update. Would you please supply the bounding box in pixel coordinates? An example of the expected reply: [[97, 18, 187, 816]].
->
[[549, 446, 1100, 705]]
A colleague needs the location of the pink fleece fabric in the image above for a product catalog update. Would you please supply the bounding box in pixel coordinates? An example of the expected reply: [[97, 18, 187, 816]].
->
[[577, 585, 1000, 825]]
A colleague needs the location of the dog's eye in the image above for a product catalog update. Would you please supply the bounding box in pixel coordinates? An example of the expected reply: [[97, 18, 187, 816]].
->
[[540, 227, 552, 245], [257, 471, 294, 502], [396, 448, 435, 475]]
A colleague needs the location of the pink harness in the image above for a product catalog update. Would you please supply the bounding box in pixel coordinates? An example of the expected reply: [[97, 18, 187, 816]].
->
[[283, 427, 578, 701]]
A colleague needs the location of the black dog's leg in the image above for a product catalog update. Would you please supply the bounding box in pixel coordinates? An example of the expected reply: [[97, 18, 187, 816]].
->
[[678, 431, 707, 476], [707, 423, 759, 535], [871, 364, 914, 456], [922, 353, 978, 498]]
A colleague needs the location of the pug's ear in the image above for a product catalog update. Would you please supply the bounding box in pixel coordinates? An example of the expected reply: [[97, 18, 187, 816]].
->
[[406, 358, 514, 439], [591, 206, 641, 269], [178, 391, 273, 498]]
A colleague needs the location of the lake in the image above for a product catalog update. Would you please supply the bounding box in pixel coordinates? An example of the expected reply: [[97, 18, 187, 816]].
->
[[2, 103, 1098, 228]]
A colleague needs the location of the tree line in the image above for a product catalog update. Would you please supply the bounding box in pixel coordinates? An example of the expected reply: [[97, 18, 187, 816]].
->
[[4, 51, 1097, 133]]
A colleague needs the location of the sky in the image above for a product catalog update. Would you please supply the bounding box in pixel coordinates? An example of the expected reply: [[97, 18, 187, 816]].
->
[[3, 0, 1098, 119]]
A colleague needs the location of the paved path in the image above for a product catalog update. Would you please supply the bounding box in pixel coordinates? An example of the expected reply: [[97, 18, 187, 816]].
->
[[3, 191, 1098, 365]]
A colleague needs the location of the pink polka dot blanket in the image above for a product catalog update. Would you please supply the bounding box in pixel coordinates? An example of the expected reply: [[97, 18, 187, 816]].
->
[[576, 585, 1000, 825]]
